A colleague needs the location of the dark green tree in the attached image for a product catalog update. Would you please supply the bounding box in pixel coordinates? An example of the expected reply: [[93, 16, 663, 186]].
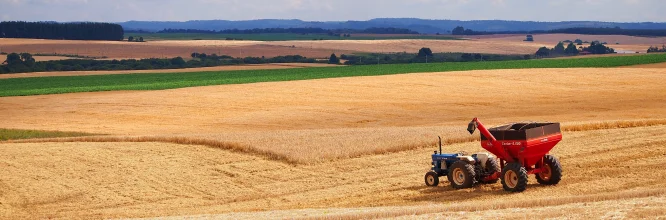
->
[[328, 53, 340, 64], [535, 47, 550, 57], [418, 48, 433, 57], [583, 42, 615, 54], [553, 42, 566, 54], [451, 26, 465, 35], [565, 43, 579, 55], [139, 37, 144, 42], [128, 36, 134, 42], [5, 53, 22, 65], [170, 57, 186, 66]]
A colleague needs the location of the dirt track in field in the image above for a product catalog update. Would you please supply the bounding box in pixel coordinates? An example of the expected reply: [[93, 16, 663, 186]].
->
[[1, 68, 665, 163], [2, 125, 666, 219], [0, 63, 337, 79]]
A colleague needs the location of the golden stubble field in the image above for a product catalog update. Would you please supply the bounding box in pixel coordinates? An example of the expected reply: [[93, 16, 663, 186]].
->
[[2, 68, 666, 163], [1, 126, 666, 219], [1, 67, 666, 219]]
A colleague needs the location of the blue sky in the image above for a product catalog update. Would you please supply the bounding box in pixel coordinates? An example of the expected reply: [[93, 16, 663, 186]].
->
[[0, 0, 664, 22]]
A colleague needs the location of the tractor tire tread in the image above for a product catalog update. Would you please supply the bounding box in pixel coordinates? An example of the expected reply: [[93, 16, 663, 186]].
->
[[481, 157, 501, 184], [425, 171, 439, 187], [501, 162, 528, 192], [536, 155, 563, 185], [448, 161, 477, 189]]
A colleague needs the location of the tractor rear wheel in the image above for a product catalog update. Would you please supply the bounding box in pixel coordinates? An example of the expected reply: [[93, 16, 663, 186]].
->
[[501, 162, 528, 192], [447, 161, 476, 189], [425, 171, 439, 187], [536, 155, 563, 185]]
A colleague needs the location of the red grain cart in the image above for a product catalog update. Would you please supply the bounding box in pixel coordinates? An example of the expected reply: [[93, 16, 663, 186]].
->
[[468, 118, 563, 192]]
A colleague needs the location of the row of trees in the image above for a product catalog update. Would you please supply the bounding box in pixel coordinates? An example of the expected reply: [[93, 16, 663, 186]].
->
[[127, 36, 145, 42], [536, 42, 580, 57], [338, 48, 531, 65], [0, 21, 124, 41], [536, 42, 615, 57], [0, 53, 323, 74], [647, 45, 666, 53], [451, 26, 666, 37], [157, 27, 418, 35], [451, 26, 484, 35]]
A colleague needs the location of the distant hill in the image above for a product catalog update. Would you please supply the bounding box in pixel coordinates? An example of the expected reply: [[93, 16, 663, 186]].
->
[[119, 18, 666, 34]]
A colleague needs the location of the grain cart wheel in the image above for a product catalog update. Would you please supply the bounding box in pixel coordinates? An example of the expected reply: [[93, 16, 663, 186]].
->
[[536, 155, 563, 185], [477, 157, 501, 184], [425, 171, 439, 187], [447, 161, 476, 189], [501, 162, 528, 192]]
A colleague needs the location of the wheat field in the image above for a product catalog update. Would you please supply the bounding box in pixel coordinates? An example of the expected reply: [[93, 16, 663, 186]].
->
[[2, 67, 666, 163], [1, 125, 666, 219], [1, 67, 666, 218]]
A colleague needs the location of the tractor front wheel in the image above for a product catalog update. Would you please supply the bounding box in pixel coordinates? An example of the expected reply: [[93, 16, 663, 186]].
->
[[536, 155, 563, 185], [501, 162, 528, 192], [425, 171, 439, 187], [447, 161, 476, 189]]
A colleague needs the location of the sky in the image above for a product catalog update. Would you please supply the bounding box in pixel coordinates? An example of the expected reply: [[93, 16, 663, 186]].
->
[[0, 0, 664, 23]]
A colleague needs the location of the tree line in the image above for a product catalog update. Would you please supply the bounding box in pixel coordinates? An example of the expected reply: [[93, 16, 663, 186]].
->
[[157, 27, 418, 35], [536, 42, 615, 57], [452, 26, 666, 37], [0, 52, 323, 74], [648, 45, 666, 53], [335, 48, 531, 65], [0, 21, 124, 41]]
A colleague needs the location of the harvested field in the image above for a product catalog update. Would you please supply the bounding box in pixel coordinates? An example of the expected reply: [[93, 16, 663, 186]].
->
[[487, 33, 666, 53], [2, 34, 661, 61], [0, 63, 337, 79], [1, 68, 665, 163], [2, 125, 666, 219], [0, 38, 356, 59], [31, 56, 83, 62]]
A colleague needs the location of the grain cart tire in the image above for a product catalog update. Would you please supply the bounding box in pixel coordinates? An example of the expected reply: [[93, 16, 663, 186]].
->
[[501, 162, 528, 192], [536, 155, 563, 185], [477, 157, 501, 184], [448, 161, 476, 189], [425, 171, 439, 187]]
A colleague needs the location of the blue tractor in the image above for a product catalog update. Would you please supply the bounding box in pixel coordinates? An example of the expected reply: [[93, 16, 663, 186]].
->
[[424, 137, 501, 188]]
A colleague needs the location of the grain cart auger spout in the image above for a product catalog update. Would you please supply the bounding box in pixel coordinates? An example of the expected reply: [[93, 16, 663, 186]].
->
[[425, 118, 563, 192]]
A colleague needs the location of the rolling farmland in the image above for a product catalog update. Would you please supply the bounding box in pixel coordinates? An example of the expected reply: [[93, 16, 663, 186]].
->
[[2, 33, 666, 219], [2, 54, 665, 97]]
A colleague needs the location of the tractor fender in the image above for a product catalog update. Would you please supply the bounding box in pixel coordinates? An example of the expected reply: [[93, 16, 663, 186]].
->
[[475, 153, 490, 169], [456, 156, 476, 165]]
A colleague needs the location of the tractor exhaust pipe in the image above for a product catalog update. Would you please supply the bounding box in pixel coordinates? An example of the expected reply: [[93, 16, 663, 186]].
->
[[438, 136, 442, 154]]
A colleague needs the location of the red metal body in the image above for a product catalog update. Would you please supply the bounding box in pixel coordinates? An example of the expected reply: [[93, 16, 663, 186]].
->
[[471, 118, 562, 175]]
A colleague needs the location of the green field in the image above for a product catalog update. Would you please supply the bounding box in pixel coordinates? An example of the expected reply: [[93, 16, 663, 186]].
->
[[125, 32, 461, 41], [1, 54, 665, 97], [0, 128, 94, 141]]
